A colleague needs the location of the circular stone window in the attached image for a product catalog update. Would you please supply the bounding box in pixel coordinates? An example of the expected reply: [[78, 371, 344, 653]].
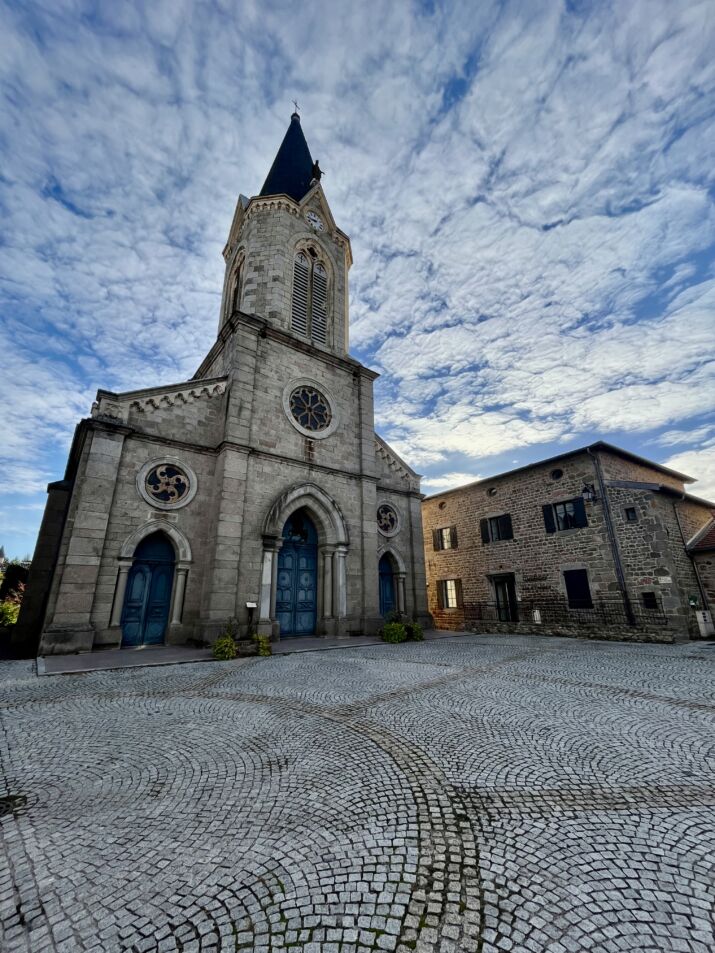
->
[[487, 486, 498, 497], [283, 379, 339, 439], [551, 468, 564, 481], [137, 458, 198, 510], [377, 502, 400, 537]]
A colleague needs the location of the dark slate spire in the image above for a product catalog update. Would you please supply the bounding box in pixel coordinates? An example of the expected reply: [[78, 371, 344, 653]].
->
[[259, 112, 315, 203]]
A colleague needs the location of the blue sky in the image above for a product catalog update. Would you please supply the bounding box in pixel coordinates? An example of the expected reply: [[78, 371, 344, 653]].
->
[[1, 0, 714, 558]]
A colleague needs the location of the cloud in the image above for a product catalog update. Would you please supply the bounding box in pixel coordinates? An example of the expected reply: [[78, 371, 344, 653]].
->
[[664, 439, 715, 502], [1, 0, 714, 555]]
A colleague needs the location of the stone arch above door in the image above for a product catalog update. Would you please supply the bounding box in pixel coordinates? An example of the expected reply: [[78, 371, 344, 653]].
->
[[120, 520, 192, 566], [262, 482, 348, 547], [377, 543, 407, 574]]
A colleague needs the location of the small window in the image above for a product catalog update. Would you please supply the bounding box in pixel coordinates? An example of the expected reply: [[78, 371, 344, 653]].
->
[[625, 507, 638, 523], [304, 438, 316, 463], [438, 578, 463, 609], [438, 501, 446, 510], [229, 258, 243, 315], [550, 468, 563, 481], [487, 487, 497, 497], [563, 569, 593, 609], [480, 514, 513, 543], [543, 498, 588, 534], [433, 526, 458, 551], [642, 591, 658, 610]]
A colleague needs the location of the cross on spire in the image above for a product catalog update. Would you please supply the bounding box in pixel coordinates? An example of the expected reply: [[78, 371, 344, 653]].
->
[[292, 99, 300, 115]]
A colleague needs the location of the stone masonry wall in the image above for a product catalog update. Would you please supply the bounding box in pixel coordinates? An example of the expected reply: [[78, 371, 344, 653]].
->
[[422, 448, 705, 643]]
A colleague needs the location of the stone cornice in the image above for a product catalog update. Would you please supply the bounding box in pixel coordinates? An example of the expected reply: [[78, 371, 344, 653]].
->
[[193, 311, 379, 382], [92, 378, 228, 424]]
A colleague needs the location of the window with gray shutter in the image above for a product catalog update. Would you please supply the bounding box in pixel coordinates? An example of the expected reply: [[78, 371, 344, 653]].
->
[[291, 252, 310, 335], [311, 261, 328, 344], [291, 248, 330, 344]]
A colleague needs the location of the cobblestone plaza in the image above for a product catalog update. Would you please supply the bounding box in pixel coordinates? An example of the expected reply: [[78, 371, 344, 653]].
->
[[1, 634, 713, 952]]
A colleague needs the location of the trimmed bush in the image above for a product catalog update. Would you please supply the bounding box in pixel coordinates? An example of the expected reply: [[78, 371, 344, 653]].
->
[[404, 621, 424, 642], [381, 622, 407, 643], [213, 631, 237, 661]]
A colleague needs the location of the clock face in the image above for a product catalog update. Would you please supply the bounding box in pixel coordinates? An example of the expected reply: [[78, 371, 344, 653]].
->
[[306, 211, 324, 232]]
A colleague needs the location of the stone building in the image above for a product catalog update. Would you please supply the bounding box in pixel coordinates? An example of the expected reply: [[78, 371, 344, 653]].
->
[[422, 442, 714, 642], [18, 112, 429, 656]]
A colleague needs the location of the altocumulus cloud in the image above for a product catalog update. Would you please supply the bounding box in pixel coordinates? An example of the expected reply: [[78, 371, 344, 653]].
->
[[0, 0, 714, 554]]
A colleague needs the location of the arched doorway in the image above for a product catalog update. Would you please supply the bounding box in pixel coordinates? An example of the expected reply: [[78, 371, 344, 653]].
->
[[276, 509, 318, 636], [379, 553, 397, 618], [121, 532, 175, 647]]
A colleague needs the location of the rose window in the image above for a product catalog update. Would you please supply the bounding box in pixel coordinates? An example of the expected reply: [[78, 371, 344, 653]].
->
[[377, 503, 399, 534], [289, 386, 332, 433], [144, 463, 190, 506]]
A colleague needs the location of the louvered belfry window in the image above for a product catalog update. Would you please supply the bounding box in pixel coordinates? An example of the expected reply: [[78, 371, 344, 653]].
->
[[291, 248, 328, 344]]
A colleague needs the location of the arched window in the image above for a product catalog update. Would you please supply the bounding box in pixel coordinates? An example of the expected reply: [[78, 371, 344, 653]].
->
[[229, 257, 243, 316], [291, 248, 328, 345]]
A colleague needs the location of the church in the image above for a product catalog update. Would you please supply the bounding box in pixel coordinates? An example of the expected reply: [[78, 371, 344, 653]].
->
[[20, 112, 430, 656]]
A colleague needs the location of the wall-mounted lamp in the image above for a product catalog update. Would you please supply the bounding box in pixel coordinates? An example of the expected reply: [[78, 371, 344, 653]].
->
[[581, 483, 598, 503]]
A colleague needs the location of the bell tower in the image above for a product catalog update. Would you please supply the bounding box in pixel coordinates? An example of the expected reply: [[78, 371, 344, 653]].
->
[[219, 112, 352, 356]]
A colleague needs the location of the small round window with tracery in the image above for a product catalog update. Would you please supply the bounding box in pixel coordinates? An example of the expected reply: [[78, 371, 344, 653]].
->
[[289, 386, 332, 432], [377, 503, 399, 535], [145, 464, 190, 506]]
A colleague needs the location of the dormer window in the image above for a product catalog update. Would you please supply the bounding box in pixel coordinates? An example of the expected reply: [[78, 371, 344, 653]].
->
[[291, 248, 328, 345]]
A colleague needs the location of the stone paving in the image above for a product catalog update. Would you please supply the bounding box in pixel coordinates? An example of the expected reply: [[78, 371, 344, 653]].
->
[[0, 634, 713, 952]]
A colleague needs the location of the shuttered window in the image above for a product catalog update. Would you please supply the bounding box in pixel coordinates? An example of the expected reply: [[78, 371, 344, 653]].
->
[[291, 249, 329, 344], [543, 498, 588, 534], [437, 578, 463, 609], [480, 514, 513, 543], [433, 526, 458, 550], [312, 262, 328, 344], [291, 252, 310, 336]]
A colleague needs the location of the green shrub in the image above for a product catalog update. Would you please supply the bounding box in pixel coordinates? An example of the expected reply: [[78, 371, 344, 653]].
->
[[0, 600, 19, 626], [255, 634, 272, 657], [404, 621, 424, 642], [381, 622, 407, 643], [213, 618, 239, 660]]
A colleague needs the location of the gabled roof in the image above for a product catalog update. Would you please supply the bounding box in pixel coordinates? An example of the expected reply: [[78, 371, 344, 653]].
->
[[260, 112, 315, 203], [424, 440, 695, 501], [688, 518, 715, 553]]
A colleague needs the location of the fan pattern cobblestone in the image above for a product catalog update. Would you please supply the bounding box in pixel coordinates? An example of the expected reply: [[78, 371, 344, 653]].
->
[[0, 635, 713, 952]]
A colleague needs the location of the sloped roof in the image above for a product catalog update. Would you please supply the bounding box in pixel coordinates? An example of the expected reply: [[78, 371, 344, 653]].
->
[[688, 518, 715, 553], [260, 112, 314, 203], [424, 441, 695, 501]]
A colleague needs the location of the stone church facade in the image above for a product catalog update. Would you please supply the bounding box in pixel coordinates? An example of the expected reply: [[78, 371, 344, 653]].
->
[[20, 113, 430, 655]]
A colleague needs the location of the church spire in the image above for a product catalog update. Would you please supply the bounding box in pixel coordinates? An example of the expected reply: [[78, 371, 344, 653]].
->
[[260, 111, 316, 203]]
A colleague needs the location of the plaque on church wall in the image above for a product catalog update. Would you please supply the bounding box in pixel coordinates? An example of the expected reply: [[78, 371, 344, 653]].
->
[[136, 458, 198, 510], [377, 502, 400, 537]]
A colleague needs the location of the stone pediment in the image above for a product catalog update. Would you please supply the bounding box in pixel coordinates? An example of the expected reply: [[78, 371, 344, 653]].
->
[[375, 433, 421, 491], [92, 377, 228, 423]]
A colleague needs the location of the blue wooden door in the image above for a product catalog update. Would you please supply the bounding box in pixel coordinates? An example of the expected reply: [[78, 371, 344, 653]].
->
[[276, 511, 317, 636], [379, 554, 396, 617], [121, 533, 174, 647]]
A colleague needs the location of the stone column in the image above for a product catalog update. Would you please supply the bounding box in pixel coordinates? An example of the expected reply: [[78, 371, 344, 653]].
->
[[258, 538, 281, 636], [322, 546, 335, 619], [171, 567, 189, 625], [334, 546, 348, 620], [109, 560, 132, 627], [269, 542, 282, 620], [397, 573, 407, 615]]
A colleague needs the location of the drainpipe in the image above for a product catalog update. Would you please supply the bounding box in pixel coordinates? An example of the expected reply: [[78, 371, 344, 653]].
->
[[587, 448, 635, 625], [673, 495, 709, 613]]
